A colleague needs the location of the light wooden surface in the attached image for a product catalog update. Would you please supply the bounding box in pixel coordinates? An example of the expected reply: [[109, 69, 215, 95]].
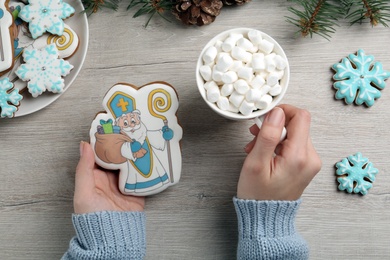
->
[[1, 0, 390, 259]]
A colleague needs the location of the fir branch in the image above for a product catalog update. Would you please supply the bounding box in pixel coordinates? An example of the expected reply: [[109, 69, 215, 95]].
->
[[344, 0, 390, 27], [286, 0, 346, 40], [127, 0, 174, 26], [82, 0, 121, 15]]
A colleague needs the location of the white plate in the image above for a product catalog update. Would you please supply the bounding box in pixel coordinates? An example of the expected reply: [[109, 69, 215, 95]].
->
[[14, 0, 89, 117]]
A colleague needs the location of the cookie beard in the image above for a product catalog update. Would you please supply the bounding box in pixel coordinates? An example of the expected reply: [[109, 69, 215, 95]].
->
[[122, 123, 147, 144]]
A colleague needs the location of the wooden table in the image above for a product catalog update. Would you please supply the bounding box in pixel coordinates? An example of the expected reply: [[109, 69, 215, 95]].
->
[[1, 0, 390, 259]]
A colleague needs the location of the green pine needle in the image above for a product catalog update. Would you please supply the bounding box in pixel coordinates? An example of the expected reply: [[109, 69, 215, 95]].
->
[[344, 0, 390, 27], [286, 0, 390, 40], [286, 0, 345, 40], [127, 0, 173, 27], [82, 0, 121, 15]]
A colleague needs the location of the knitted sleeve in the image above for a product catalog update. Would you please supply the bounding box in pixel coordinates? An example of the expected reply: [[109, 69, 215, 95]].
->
[[233, 198, 309, 260], [62, 211, 146, 260]]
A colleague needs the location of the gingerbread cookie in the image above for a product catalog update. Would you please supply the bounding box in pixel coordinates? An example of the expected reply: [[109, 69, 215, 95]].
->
[[18, 0, 75, 39], [15, 43, 73, 97], [0, 77, 22, 118], [0, 0, 15, 74], [332, 49, 390, 107], [336, 152, 378, 195], [90, 82, 183, 196]]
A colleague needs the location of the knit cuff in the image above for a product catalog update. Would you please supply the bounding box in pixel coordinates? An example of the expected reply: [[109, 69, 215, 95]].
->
[[71, 211, 146, 258], [233, 197, 301, 239]]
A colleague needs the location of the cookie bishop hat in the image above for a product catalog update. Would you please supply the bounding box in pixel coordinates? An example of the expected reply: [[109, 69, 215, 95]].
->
[[106, 90, 136, 118]]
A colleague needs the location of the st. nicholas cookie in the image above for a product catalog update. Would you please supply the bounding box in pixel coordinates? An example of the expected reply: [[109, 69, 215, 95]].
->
[[0, 0, 15, 75], [18, 0, 75, 39], [89, 82, 183, 196]]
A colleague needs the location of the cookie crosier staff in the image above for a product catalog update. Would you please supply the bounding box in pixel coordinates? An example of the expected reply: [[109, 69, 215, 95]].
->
[[63, 105, 322, 260], [115, 110, 174, 194]]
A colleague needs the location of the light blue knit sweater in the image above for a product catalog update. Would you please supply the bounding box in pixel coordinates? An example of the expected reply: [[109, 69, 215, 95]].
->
[[62, 199, 308, 259]]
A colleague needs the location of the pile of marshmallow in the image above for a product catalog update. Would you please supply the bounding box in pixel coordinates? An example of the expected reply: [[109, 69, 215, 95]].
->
[[198, 29, 288, 116]]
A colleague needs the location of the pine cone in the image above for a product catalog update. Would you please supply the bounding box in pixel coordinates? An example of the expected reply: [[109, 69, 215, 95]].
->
[[172, 0, 223, 26], [222, 0, 250, 6]]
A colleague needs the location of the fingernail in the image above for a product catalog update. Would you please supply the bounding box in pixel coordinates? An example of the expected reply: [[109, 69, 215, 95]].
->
[[79, 141, 84, 157], [266, 107, 284, 126]]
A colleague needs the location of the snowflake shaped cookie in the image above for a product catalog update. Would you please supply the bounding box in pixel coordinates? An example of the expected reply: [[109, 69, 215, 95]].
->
[[332, 49, 390, 107], [336, 152, 378, 195], [18, 0, 75, 39], [0, 78, 23, 118], [15, 44, 73, 97]]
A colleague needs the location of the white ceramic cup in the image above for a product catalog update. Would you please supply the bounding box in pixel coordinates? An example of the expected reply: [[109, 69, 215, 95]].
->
[[196, 28, 289, 140]]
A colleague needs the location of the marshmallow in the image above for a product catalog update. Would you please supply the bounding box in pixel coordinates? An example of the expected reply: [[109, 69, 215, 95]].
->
[[258, 39, 274, 54], [228, 103, 240, 113], [203, 46, 218, 64], [239, 100, 255, 116], [234, 79, 250, 95], [222, 33, 243, 52], [216, 52, 230, 62], [204, 81, 218, 91], [245, 88, 262, 103], [231, 46, 252, 63], [248, 30, 263, 45], [269, 84, 283, 96], [266, 72, 280, 86], [250, 75, 266, 89], [275, 54, 287, 70], [229, 91, 245, 108], [238, 67, 254, 81], [230, 60, 244, 72], [252, 53, 265, 72], [255, 94, 273, 109], [214, 40, 223, 53], [221, 83, 234, 96], [222, 71, 238, 84], [237, 38, 254, 52], [273, 69, 285, 80], [212, 67, 224, 82], [265, 53, 277, 72], [217, 96, 230, 111], [199, 65, 212, 81], [259, 84, 272, 96], [206, 83, 221, 103], [216, 55, 234, 72], [249, 45, 259, 54]]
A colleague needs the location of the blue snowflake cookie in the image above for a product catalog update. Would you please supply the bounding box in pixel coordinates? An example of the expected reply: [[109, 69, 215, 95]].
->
[[18, 0, 75, 39], [336, 152, 378, 195], [15, 44, 73, 97], [0, 78, 23, 118], [332, 49, 390, 107]]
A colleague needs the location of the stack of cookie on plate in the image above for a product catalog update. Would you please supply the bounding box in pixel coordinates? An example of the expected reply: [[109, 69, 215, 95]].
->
[[0, 0, 80, 118]]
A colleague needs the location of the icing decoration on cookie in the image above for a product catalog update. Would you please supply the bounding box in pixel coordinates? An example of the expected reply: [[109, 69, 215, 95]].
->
[[15, 44, 73, 97], [336, 152, 378, 195], [18, 0, 75, 39], [332, 49, 390, 107], [0, 0, 14, 73], [0, 77, 22, 118], [90, 82, 183, 196], [34, 24, 79, 58]]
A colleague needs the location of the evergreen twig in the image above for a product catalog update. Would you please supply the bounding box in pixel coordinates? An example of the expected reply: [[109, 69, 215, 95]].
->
[[287, 0, 390, 39], [286, 0, 345, 40], [127, 0, 174, 27], [82, 0, 121, 15], [344, 0, 390, 27]]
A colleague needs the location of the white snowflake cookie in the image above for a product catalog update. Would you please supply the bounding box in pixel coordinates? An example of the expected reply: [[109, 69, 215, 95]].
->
[[15, 44, 73, 97], [0, 78, 23, 118], [18, 0, 75, 39]]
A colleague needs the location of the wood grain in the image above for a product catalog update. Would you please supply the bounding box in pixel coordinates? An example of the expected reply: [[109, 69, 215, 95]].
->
[[1, 0, 390, 259]]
